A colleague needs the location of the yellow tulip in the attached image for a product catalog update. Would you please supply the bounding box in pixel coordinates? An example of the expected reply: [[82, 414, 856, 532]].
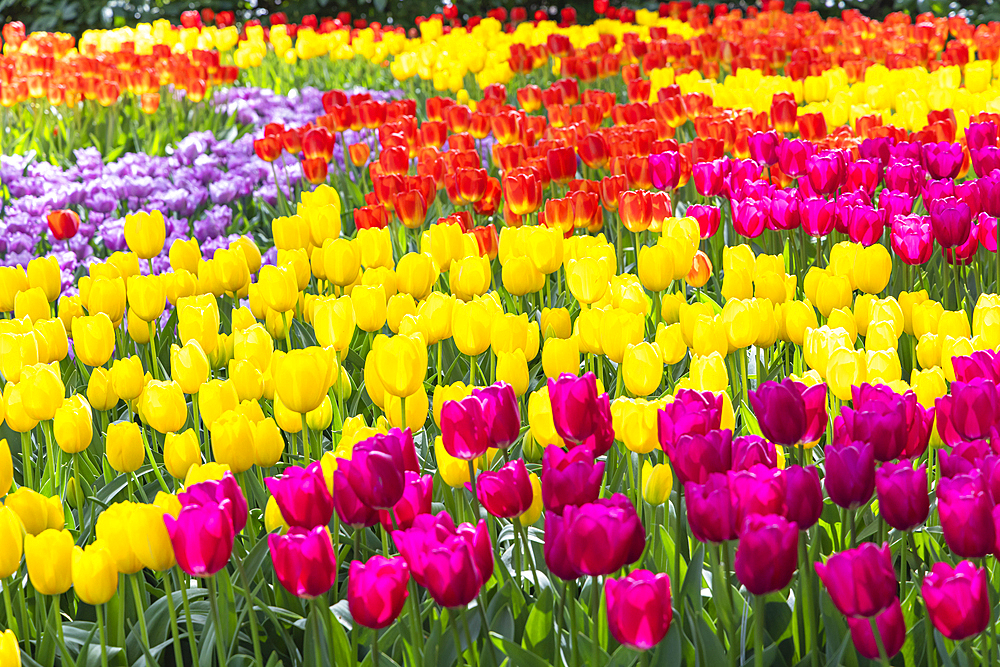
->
[[72, 542, 119, 605], [24, 529, 74, 595]]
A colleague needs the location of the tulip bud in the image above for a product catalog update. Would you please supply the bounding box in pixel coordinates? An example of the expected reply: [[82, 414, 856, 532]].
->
[[72, 542, 119, 605], [25, 529, 74, 595], [107, 422, 145, 474]]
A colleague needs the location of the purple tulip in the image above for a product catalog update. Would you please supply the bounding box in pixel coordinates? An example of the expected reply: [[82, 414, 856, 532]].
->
[[657, 388, 724, 448], [923, 561, 990, 641], [561, 494, 645, 576], [950, 350, 1000, 383], [544, 511, 583, 581], [265, 462, 334, 529], [859, 136, 892, 169], [734, 514, 798, 595], [805, 151, 846, 195], [875, 462, 929, 531], [728, 464, 785, 526], [164, 500, 234, 577], [667, 429, 733, 485], [846, 597, 906, 660], [815, 543, 897, 618], [684, 474, 738, 543], [749, 379, 827, 447], [936, 379, 1000, 446], [835, 390, 909, 462], [178, 471, 248, 535], [541, 445, 605, 515], [966, 122, 998, 151], [605, 570, 673, 650], [781, 465, 823, 530], [393, 513, 492, 607], [649, 151, 681, 190], [824, 439, 875, 510], [268, 526, 338, 598], [547, 373, 614, 457], [475, 459, 533, 519], [348, 555, 410, 629], [972, 146, 1000, 176], [845, 384, 935, 460], [930, 196, 972, 249], [379, 472, 433, 531], [731, 435, 778, 470], [922, 141, 963, 180], [978, 212, 998, 252], [471, 382, 521, 449], [333, 461, 380, 529], [884, 159, 925, 198], [349, 430, 409, 510], [441, 395, 492, 461], [940, 440, 990, 479], [845, 205, 885, 246], [879, 189, 913, 222], [938, 475, 995, 558]]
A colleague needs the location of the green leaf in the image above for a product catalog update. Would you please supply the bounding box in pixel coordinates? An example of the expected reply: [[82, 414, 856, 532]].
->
[[522, 587, 554, 659], [498, 635, 563, 667]]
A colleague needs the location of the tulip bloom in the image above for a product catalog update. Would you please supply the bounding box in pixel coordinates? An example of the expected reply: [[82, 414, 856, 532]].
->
[[938, 476, 995, 558], [734, 514, 798, 595], [729, 465, 786, 526], [163, 501, 234, 577], [179, 472, 248, 534], [25, 529, 74, 595], [781, 465, 823, 530], [824, 439, 875, 510], [547, 373, 614, 457], [846, 598, 906, 660], [393, 513, 492, 608], [815, 543, 897, 618], [561, 494, 645, 576], [476, 459, 533, 519], [922, 561, 990, 641], [667, 429, 733, 486], [266, 462, 334, 529], [268, 526, 338, 598], [875, 463, 929, 531], [333, 462, 380, 529], [379, 472, 433, 531], [47, 209, 80, 241], [472, 382, 521, 449], [348, 430, 411, 510], [749, 380, 827, 447], [936, 379, 1000, 446], [540, 445, 605, 515], [348, 555, 410, 629], [440, 394, 491, 461], [684, 474, 738, 543], [604, 570, 673, 650]]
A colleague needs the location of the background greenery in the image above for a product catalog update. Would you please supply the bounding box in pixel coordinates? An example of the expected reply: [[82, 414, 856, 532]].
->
[[2, 0, 998, 48]]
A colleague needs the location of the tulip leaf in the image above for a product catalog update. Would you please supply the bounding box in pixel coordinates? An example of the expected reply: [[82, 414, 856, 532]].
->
[[607, 644, 640, 667], [680, 543, 706, 606], [503, 634, 573, 667], [522, 587, 554, 658]]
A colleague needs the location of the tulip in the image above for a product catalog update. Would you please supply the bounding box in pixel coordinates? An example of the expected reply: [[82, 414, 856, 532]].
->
[[936, 379, 1000, 446], [541, 445, 605, 514], [164, 501, 234, 577], [729, 465, 786, 526], [547, 373, 614, 457], [5, 487, 62, 536], [875, 463, 929, 531], [440, 395, 491, 461], [24, 529, 74, 595], [657, 389, 724, 446], [922, 561, 990, 641], [124, 210, 166, 260], [476, 459, 533, 519], [749, 379, 827, 447], [393, 513, 492, 607], [374, 334, 426, 398], [938, 476, 995, 558], [276, 348, 333, 414], [348, 555, 411, 629], [667, 429, 733, 486], [19, 362, 64, 422], [815, 543, 897, 618], [0, 630, 17, 667], [824, 439, 875, 510], [731, 435, 778, 471], [140, 381, 187, 434], [685, 474, 738, 543], [348, 430, 411, 510], [178, 473, 248, 534], [268, 526, 338, 599], [781, 465, 823, 530], [379, 472, 433, 531], [604, 570, 672, 651], [333, 462, 380, 529], [128, 503, 176, 571], [72, 542, 118, 605], [0, 506, 23, 579], [846, 598, 906, 660], [53, 394, 93, 454], [266, 462, 334, 529], [562, 494, 644, 577], [106, 421, 145, 474], [734, 514, 798, 595]]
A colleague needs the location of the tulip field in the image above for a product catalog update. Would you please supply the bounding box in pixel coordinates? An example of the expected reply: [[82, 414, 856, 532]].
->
[[8, 2, 1000, 666]]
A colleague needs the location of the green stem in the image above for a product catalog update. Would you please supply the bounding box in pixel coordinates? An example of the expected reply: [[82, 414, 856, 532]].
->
[[569, 580, 580, 667], [459, 606, 481, 665], [207, 575, 227, 667], [868, 616, 891, 667], [129, 575, 150, 650], [161, 573, 184, 667], [450, 610, 466, 667], [372, 628, 380, 667], [97, 604, 109, 667], [755, 594, 764, 667], [468, 459, 480, 519], [591, 576, 603, 667], [178, 570, 199, 663], [407, 579, 424, 667], [233, 552, 264, 667]]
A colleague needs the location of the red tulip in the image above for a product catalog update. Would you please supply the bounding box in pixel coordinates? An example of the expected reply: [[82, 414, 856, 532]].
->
[[47, 209, 80, 240]]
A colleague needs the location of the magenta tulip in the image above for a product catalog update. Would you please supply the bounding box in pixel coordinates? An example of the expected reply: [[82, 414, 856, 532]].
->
[[686, 204, 722, 239], [884, 159, 925, 198], [179, 471, 247, 534], [748, 130, 780, 166], [348, 429, 409, 509], [922, 141, 963, 180], [472, 382, 521, 449], [562, 494, 645, 576], [728, 465, 785, 526], [540, 445, 604, 515], [476, 459, 533, 519], [923, 561, 990, 641], [348, 555, 410, 629], [824, 439, 875, 510], [936, 378, 1000, 446], [544, 512, 583, 581], [781, 465, 823, 530], [835, 395, 908, 463], [938, 475, 995, 558], [777, 138, 814, 177], [930, 196, 973, 249], [547, 373, 614, 456], [846, 597, 906, 660], [333, 461, 380, 529], [734, 514, 798, 595], [875, 463, 928, 531], [890, 215, 935, 266], [685, 473, 738, 543], [692, 159, 726, 196], [815, 543, 897, 618], [748, 380, 826, 447], [164, 501, 234, 577], [441, 395, 492, 460], [604, 570, 673, 650], [379, 472, 433, 531], [667, 429, 733, 485], [731, 198, 767, 238], [657, 388, 724, 448], [265, 462, 333, 529], [268, 526, 337, 598], [731, 435, 778, 471], [801, 198, 836, 237]]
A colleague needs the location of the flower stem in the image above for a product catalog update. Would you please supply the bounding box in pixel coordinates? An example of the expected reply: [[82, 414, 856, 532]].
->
[[591, 575, 602, 667], [129, 575, 150, 650], [233, 552, 264, 666], [97, 604, 109, 667], [754, 594, 764, 667], [177, 569, 199, 662], [161, 572, 184, 667], [868, 616, 891, 667], [467, 459, 480, 519], [568, 580, 580, 667], [372, 628, 380, 667], [207, 575, 227, 667]]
